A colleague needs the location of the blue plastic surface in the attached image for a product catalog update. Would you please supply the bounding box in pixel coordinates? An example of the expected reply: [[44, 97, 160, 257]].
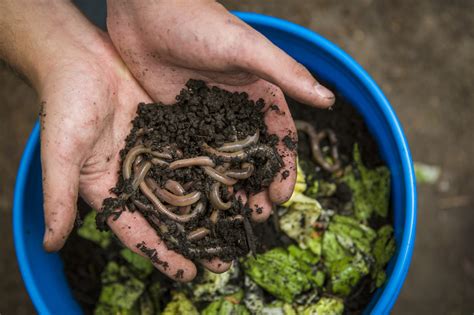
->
[[13, 12, 416, 315]]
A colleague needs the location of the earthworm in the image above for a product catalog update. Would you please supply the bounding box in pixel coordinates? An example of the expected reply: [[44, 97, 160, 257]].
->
[[215, 162, 230, 173], [201, 144, 247, 161], [187, 245, 232, 256], [217, 132, 259, 152], [131, 161, 152, 191], [151, 158, 169, 167], [202, 166, 238, 186], [134, 155, 143, 166], [165, 180, 191, 214], [245, 144, 279, 161], [123, 145, 173, 179], [211, 213, 244, 224], [295, 120, 341, 172], [209, 182, 232, 210], [135, 127, 153, 137], [210, 209, 220, 224], [317, 129, 341, 172], [120, 159, 150, 200], [133, 199, 154, 213], [123, 145, 150, 180], [168, 156, 215, 170], [203, 143, 279, 166], [175, 148, 183, 158], [183, 181, 195, 191], [162, 145, 183, 158], [164, 180, 186, 195], [187, 227, 210, 241], [225, 214, 244, 222], [226, 162, 255, 179], [147, 178, 201, 207], [151, 151, 173, 160], [140, 179, 204, 223]]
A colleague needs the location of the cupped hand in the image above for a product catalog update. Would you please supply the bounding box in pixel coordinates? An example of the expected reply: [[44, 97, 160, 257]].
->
[[107, 0, 335, 221], [38, 6, 201, 281]]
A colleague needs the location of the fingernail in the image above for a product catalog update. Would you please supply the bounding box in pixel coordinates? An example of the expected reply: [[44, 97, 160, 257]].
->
[[315, 84, 335, 100]]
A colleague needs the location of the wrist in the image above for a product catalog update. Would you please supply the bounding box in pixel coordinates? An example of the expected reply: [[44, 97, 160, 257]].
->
[[0, 1, 111, 91]]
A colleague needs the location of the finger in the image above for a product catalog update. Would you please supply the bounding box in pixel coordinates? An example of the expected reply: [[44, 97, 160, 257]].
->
[[262, 92, 298, 204], [107, 210, 197, 282], [248, 190, 272, 222], [235, 189, 268, 222], [235, 24, 335, 107], [41, 128, 82, 252], [200, 258, 232, 274]]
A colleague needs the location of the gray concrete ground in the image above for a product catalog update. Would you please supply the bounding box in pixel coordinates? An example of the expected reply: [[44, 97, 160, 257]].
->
[[1, 1, 473, 314]]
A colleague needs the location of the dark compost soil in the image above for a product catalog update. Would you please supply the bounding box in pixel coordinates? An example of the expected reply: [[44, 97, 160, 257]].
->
[[60, 88, 389, 315], [97, 80, 283, 262]]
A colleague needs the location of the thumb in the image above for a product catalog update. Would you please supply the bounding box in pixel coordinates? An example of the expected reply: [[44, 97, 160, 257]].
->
[[41, 124, 82, 252], [236, 24, 335, 107]]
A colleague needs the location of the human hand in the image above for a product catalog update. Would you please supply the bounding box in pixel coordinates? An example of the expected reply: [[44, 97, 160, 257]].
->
[[0, 1, 204, 281], [107, 0, 335, 221]]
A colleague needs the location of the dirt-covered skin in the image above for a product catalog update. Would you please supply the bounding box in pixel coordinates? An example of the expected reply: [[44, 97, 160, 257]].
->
[[99, 80, 285, 262]]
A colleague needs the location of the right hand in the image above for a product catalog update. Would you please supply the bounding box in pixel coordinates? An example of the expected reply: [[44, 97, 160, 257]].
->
[[107, 0, 336, 222]]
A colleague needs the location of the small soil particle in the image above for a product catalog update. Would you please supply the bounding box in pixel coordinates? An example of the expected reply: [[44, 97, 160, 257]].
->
[[283, 134, 297, 150], [281, 169, 290, 180]]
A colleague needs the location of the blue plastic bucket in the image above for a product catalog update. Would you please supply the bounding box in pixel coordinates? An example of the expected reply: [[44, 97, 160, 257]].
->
[[13, 12, 416, 315]]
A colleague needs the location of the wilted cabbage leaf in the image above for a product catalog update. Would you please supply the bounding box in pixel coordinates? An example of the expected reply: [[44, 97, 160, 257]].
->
[[94, 304, 138, 315], [328, 215, 376, 256], [328, 252, 370, 296], [287, 244, 319, 265], [372, 225, 396, 288], [243, 276, 265, 314], [120, 248, 154, 278], [192, 262, 240, 302], [78, 211, 111, 248], [162, 291, 198, 315], [283, 159, 307, 208], [299, 297, 344, 315], [137, 292, 154, 315], [242, 248, 323, 303], [322, 215, 377, 296], [97, 262, 145, 310], [343, 145, 390, 221], [148, 281, 163, 314], [261, 300, 297, 315], [279, 195, 322, 250], [201, 290, 250, 315]]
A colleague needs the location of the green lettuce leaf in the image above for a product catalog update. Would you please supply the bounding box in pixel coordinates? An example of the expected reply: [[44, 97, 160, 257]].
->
[[300, 297, 344, 315], [343, 144, 390, 220], [120, 248, 154, 278], [77, 211, 111, 248], [242, 248, 323, 303], [162, 292, 199, 315], [371, 225, 396, 288], [97, 262, 145, 310]]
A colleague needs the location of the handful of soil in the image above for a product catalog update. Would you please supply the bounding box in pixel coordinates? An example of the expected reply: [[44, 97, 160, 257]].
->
[[98, 80, 283, 261]]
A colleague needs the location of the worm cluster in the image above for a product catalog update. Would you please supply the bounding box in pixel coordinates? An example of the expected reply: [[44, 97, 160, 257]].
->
[[119, 132, 280, 259], [295, 120, 341, 173], [98, 80, 283, 261]]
